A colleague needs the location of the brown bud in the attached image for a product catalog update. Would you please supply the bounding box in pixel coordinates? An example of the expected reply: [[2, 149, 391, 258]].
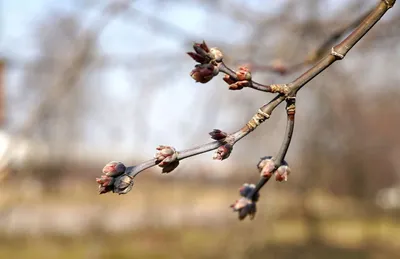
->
[[161, 160, 179, 174], [99, 185, 113, 195], [193, 41, 210, 54], [188, 41, 223, 64], [209, 129, 228, 141], [115, 175, 133, 194], [190, 64, 218, 83], [228, 81, 250, 90], [187, 52, 208, 64], [213, 143, 233, 160], [223, 75, 236, 85]]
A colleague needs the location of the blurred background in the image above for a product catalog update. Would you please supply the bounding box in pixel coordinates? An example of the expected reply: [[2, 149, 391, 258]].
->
[[0, 0, 400, 258]]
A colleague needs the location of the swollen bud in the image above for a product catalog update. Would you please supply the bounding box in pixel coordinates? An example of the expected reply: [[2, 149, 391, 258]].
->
[[209, 129, 228, 141], [155, 145, 179, 173], [213, 143, 233, 160]]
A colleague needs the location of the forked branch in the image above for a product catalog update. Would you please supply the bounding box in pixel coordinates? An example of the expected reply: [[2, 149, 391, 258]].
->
[[96, 0, 396, 220]]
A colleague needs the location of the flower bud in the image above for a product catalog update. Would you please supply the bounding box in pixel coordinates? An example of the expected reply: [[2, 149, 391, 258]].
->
[[115, 175, 134, 194], [228, 81, 250, 90], [210, 48, 223, 62], [187, 52, 208, 64], [193, 41, 210, 55], [275, 165, 291, 182], [209, 129, 228, 141], [188, 41, 224, 65], [236, 66, 251, 81], [190, 64, 219, 83], [213, 143, 233, 160], [257, 156, 275, 178], [231, 197, 257, 220], [102, 161, 126, 177], [231, 183, 259, 220], [97, 161, 133, 195], [155, 145, 179, 173], [161, 160, 179, 174], [96, 175, 115, 187], [222, 66, 252, 90]]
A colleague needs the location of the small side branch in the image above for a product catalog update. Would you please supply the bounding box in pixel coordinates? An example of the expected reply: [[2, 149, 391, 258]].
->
[[230, 97, 296, 220], [249, 97, 296, 201]]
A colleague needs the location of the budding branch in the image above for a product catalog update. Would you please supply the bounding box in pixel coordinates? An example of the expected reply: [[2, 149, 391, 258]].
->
[[96, 0, 396, 220]]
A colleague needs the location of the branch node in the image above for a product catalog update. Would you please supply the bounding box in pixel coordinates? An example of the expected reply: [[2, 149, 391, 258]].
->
[[246, 109, 270, 131], [383, 0, 395, 8], [286, 96, 296, 116], [270, 84, 290, 95], [331, 47, 345, 60]]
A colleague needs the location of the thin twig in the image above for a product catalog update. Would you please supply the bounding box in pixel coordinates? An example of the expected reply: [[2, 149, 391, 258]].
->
[[242, 7, 372, 75], [248, 97, 296, 200]]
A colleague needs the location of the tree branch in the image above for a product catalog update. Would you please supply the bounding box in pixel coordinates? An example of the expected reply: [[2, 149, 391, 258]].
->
[[243, 7, 372, 75], [97, 0, 396, 219]]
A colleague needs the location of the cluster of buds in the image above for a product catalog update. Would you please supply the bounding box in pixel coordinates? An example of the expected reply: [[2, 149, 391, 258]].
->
[[209, 129, 228, 141], [223, 65, 252, 90], [155, 145, 180, 173], [188, 41, 223, 84], [257, 156, 291, 182], [213, 143, 233, 160], [97, 161, 133, 194], [231, 183, 259, 220]]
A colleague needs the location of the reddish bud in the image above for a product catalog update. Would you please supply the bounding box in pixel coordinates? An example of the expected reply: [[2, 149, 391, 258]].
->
[[275, 165, 291, 182], [193, 41, 210, 54], [187, 52, 208, 64], [102, 161, 126, 177], [97, 161, 133, 195], [258, 158, 275, 178], [231, 183, 259, 220], [228, 81, 250, 90], [189, 41, 223, 65], [231, 197, 257, 220], [155, 145, 179, 173], [209, 129, 228, 141], [96, 175, 115, 187], [190, 64, 218, 83], [213, 143, 233, 160], [223, 75, 236, 85], [222, 66, 251, 90], [236, 66, 251, 81]]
